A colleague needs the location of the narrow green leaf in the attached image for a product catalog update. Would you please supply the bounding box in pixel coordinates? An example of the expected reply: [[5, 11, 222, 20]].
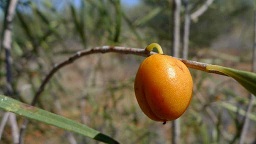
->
[[34, 7, 67, 50], [16, 11, 34, 43], [35, 8, 49, 24], [110, 0, 122, 42], [122, 11, 142, 41], [70, 3, 86, 47], [206, 65, 256, 96], [0, 95, 119, 144], [134, 7, 162, 26]]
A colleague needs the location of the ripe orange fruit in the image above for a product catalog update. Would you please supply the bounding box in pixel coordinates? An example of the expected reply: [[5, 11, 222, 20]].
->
[[134, 54, 193, 123]]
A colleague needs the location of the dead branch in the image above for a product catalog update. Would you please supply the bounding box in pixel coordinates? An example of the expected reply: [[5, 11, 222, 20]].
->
[[190, 0, 214, 21]]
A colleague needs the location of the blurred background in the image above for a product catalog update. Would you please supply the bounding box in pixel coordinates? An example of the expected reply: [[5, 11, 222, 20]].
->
[[0, 0, 256, 143]]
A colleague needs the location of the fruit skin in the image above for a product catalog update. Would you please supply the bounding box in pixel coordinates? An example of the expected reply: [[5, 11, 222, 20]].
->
[[134, 54, 193, 122]]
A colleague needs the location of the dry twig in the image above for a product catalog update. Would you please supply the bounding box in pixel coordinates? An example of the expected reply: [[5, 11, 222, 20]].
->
[[29, 46, 228, 106], [30, 46, 221, 107], [0, 0, 19, 143], [190, 0, 214, 21]]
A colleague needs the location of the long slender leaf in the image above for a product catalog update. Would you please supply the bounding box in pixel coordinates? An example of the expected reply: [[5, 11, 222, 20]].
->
[[70, 3, 86, 47], [0, 95, 119, 144], [206, 65, 256, 96], [122, 11, 142, 41], [16, 11, 34, 44], [34, 8, 67, 50], [110, 0, 122, 42], [134, 7, 162, 26]]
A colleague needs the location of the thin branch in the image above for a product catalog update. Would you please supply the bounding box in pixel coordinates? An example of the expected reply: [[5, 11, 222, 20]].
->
[[80, 96, 89, 124], [18, 119, 28, 144], [30, 46, 225, 107], [0, 112, 10, 140], [171, 119, 180, 144], [182, 0, 190, 59], [30, 46, 226, 107], [190, 0, 214, 22], [172, 0, 181, 57], [9, 113, 19, 144], [53, 93, 77, 144], [65, 132, 77, 144], [239, 95, 254, 144], [1, 0, 19, 97], [30, 46, 149, 106], [18, 46, 149, 140], [0, 0, 19, 144], [1, 0, 18, 52], [171, 1, 181, 143], [18, 45, 229, 141], [80, 96, 89, 143]]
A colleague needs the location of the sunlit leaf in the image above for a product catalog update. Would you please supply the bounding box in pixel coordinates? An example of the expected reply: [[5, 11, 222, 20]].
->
[[206, 65, 256, 96], [0, 95, 119, 144]]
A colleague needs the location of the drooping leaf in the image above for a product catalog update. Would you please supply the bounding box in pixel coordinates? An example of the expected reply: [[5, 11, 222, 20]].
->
[[206, 65, 256, 96], [0, 95, 119, 144]]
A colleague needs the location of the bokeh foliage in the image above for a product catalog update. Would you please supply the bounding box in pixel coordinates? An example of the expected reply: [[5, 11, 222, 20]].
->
[[0, 0, 255, 143]]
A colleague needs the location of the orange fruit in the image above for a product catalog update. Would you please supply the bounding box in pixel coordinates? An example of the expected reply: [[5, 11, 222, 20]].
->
[[134, 54, 193, 123]]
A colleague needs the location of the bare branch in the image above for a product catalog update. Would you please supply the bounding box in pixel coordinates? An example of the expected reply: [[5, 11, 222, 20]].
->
[[1, 0, 18, 52], [190, 0, 214, 22], [182, 0, 191, 59], [0, 0, 19, 144], [9, 113, 19, 144], [1, 0, 19, 97], [239, 95, 255, 144], [66, 132, 78, 144], [171, 119, 180, 144], [80, 96, 89, 124], [54, 94, 78, 144], [0, 112, 10, 140], [79, 96, 89, 143], [30, 46, 149, 106], [172, 0, 181, 57], [18, 119, 28, 144], [30, 46, 227, 107]]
